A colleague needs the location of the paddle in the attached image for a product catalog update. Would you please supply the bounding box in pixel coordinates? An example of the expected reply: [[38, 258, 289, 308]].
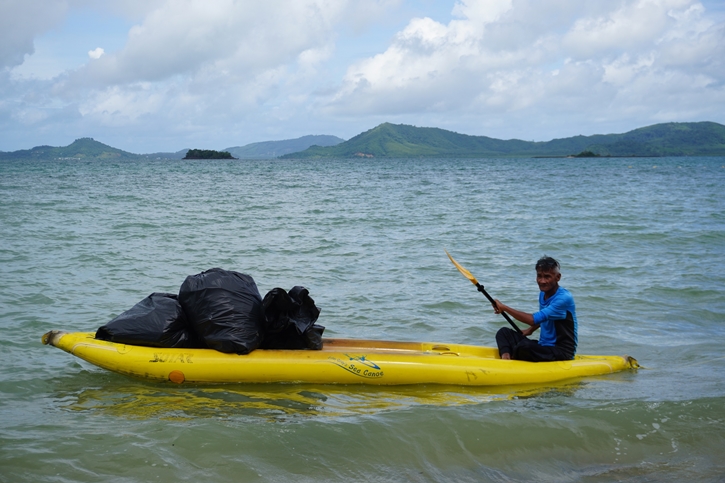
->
[[445, 249, 523, 334]]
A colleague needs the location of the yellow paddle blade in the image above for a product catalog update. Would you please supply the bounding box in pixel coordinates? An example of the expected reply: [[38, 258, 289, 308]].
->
[[445, 249, 479, 286]]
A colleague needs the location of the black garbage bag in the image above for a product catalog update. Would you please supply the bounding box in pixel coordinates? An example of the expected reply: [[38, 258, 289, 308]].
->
[[95, 292, 197, 348], [261, 286, 324, 350], [178, 268, 263, 354]]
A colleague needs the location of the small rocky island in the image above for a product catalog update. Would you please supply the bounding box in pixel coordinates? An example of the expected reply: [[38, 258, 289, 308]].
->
[[572, 150, 601, 158], [183, 149, 236, 159]]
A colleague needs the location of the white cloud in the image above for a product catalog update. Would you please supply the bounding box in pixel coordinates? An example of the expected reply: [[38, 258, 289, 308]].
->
[[5, 0, 403, 150], [46, 0, 373, 127], [0, 0, 71, 68], [88, 47, 105, 60], [101, 0, 167, 20], [71, 1, 349, 86], [452, 0, 513, 25], [323, 0, 725, 139], [0, 0, 723, 152]]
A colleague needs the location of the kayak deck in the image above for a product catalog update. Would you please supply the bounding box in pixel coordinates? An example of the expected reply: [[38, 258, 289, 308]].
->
[[42, 331, 638, 386]]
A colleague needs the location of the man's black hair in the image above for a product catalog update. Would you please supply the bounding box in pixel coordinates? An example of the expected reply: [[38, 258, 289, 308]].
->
[[536, 256, 560, 272]]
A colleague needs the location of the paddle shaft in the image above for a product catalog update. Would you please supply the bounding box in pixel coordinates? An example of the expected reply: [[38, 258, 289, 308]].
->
[[444, 250, 523, 335], [475, 283, 523, 335]]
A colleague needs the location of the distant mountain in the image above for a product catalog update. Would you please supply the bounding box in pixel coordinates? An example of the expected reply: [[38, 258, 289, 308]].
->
[[0, 134, 346, 161], [141, 149, 189, 160], [584, 122, 725, 156], [281, 122, 725, 158], [0, 137, 140, 161], [224, 135, 344, 159], [4, 123, 724, 161]]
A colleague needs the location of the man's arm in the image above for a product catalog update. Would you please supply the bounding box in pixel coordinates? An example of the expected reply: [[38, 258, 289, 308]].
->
[[493, 300, 537, 327]]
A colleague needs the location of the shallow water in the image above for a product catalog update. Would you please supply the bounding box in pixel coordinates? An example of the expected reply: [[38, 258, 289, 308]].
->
[[1, 156, 724, 482]]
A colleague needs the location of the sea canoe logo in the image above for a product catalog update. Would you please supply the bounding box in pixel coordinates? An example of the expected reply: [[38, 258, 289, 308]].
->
[[328, 354, 384, 379]]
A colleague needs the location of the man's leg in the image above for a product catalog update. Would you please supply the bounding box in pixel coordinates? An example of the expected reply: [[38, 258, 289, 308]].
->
[[514, 341, 570, 362], [496, 327, 525, 359]]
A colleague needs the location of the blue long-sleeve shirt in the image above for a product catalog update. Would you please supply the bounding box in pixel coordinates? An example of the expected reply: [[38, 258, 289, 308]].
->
[[532, 287, 578, 354]]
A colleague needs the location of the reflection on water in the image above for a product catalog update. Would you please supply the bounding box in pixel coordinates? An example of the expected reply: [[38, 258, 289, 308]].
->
[[53, 377, 585, 421]]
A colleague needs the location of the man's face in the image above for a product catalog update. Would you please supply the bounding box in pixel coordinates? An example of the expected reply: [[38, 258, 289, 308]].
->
[[536, 268, 561, 294]]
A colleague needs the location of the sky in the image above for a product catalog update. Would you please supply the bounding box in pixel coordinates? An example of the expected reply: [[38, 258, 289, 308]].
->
[[1, 0, 724, 153]]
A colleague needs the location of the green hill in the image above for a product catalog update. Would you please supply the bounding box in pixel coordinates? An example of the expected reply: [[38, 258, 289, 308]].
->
[[585, 122, 725, 156], [224, 135, 344, 159], [0, 138, 140, 161], [281, 121, 725, 158], [3, 122, 724, 161], [282, 123, 531, 158]]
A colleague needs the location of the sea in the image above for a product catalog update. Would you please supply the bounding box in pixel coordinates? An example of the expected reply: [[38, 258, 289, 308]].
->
[[1, 155, 724, 482]]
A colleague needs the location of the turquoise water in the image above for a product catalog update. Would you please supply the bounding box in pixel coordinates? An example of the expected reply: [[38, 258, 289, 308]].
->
[[1, 156, 724, 482]]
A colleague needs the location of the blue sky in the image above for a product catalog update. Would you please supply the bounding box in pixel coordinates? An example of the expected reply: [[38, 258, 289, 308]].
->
[[1, 0, 724, 153]]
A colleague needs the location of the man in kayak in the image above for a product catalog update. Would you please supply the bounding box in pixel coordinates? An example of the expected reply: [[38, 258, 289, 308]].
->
[[493, 256, 578, 361]]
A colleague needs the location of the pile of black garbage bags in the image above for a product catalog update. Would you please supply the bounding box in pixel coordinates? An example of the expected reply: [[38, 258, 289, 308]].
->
[[95, 268, 324, 354]]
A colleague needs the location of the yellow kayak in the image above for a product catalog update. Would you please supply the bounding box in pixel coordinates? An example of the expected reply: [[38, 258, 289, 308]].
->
[[42, 330, 638, 386]]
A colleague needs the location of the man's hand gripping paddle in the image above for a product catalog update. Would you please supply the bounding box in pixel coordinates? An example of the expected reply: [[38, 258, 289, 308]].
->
[[445, 249, 523, 334]]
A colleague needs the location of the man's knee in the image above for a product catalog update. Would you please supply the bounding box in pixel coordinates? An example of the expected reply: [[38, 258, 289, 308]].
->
[[496, 327, 517, 339]]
